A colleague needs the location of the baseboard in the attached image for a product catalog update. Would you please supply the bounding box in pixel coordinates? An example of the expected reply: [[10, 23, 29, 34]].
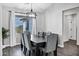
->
[[2, 45, 10, 49], [63, 39, 69, 43], [10, 43, 21, 47], [15, 43, 21, 45], [2, 43, 21, 50], [77, 42, 79, 45], [58, 44, 64, 48]]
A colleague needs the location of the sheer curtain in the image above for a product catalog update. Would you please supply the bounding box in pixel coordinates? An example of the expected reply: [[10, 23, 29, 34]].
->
[[10, 11, 16, 46], [32, 18, 37, 35]]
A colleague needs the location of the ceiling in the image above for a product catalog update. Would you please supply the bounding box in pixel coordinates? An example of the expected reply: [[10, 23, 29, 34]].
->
[[0, 3, 52, 12]]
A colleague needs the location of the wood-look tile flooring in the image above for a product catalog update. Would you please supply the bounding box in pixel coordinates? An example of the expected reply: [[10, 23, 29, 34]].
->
[[57, 40, 79, 56], [3, 45, 24, 56], [3, 40, 79, 56]]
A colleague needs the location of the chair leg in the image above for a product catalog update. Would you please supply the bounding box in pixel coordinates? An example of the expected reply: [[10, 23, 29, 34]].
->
[[40, 50, 44, 56], [31, 49, 36, 56], [23, 46, 27, 56], [29, 50, 31, 56], [21, 44, 23, 51], [32, 49, 36, 56], [42, 52, 48, 56], [45, 53, 48, 56], [54, 50, 57, 56], [26, 50, 32, 56]]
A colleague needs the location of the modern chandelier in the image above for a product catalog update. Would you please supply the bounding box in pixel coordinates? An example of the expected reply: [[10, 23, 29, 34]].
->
[[26, 3, 37, 18], [20, 3, 37, 21]]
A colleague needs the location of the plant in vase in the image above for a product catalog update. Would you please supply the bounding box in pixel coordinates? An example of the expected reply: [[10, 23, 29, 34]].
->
[[2, 27, 9, 45]]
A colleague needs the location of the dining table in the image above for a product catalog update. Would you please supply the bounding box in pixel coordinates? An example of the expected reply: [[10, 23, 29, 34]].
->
[[30, 34, 47, 56], [31, 35, 47, 43]]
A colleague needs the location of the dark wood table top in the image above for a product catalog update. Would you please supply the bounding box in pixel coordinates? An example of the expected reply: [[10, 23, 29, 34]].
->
[[30, 35, 47, 43]]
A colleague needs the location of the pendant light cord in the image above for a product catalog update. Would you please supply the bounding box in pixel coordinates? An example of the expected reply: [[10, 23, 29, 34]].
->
[[31, 3, 32, 12]]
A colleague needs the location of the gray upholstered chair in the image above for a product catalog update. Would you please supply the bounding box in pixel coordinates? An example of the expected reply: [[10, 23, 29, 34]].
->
[[21, 33, 25, 52], [40, 34, 58, 56], [23, 31, 36, 56], [21, 33, 27, 55]]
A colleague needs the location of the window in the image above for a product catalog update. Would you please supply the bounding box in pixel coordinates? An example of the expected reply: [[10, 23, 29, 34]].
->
[[26, 19, 32, 33], [15, 16, 23, 33]]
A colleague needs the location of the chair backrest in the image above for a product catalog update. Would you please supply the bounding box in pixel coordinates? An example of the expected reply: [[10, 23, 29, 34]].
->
[[23, 31, 32, 50], [21, 33, 25, 46], [38, 32, 43, 37], [45, 34, 58, 52]]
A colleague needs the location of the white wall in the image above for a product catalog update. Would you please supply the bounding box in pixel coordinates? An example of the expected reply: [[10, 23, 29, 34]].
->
[[36, 12, 46, 33], [2, 7, 10, 29], [0, 5, 2, 56], [44, 3, 79, 47]]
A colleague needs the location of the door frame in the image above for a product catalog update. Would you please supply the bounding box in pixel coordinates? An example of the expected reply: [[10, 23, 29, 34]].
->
[[62, 7, 79, 47]]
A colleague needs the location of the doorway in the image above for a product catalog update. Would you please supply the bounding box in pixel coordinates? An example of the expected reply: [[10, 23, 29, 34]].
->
[[63, 7, 78, 46], [61, 7, 79, 55]]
